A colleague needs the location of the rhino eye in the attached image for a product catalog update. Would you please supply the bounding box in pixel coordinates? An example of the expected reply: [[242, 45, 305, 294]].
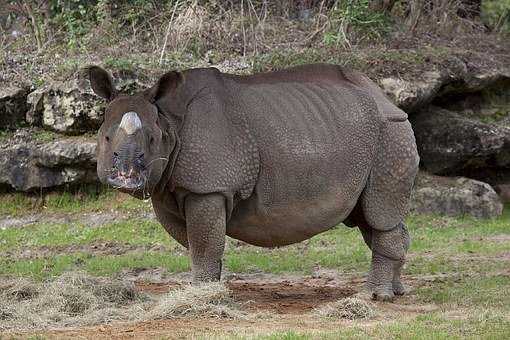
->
[[105, 136, 110, 142], [149, 136, 155, 144]]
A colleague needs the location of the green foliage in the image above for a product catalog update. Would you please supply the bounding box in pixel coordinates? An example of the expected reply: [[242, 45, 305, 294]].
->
[[103, 56, 138, 71], [49, 0, 100, 49], [482, 0, 510, 33], [252, 49, 367, 73], [324, 0, 393, 46], [119, 0, 159, 27]]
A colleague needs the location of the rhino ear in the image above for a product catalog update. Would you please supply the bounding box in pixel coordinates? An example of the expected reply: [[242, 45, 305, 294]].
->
[[147, 71, 182, 103], [88, 66, 117, 101]]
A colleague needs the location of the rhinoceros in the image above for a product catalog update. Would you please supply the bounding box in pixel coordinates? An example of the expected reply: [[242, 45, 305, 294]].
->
[[88, 63, 419, 301]]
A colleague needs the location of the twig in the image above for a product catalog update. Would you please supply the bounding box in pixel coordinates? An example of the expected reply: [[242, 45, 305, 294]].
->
[[159, 0, 180, 66], [241, 0, 246, 57]]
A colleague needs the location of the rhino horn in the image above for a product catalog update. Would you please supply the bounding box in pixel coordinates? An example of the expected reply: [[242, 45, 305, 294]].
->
[[119, 111, 142, 135]]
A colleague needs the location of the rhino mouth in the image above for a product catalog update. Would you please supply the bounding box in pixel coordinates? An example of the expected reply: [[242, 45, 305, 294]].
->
[[106, 171, 145, 192]]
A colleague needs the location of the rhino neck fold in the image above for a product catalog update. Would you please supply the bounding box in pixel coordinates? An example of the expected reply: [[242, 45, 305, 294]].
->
[[155, 128, 180, 196]]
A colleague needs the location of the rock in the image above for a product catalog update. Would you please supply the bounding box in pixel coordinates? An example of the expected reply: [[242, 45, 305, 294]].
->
[[0, 86, 30, 129], [26, 79, 105, 134], [212, 58, 251, 74], [411, 172, 503, 218], [379, 71, 445, 112], [0, 131, 97, 191], [25, 74, 145, 135], [37, 140, 97, 167], [434, 78, 510, 125], [410, 106, 510, 174], [379, 65, 510, 112]]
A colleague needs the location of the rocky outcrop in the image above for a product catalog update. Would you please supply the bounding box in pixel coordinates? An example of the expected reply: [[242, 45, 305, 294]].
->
[[379, 71, 445, 112], [25, 74, 145, 135], [379, 63, 510, 112], [410, 106, 510, 174], [26, 79, 105, 134], [411, 172, 503, 218], [0, 86, 30, 129], [0, 130, 97, 191]]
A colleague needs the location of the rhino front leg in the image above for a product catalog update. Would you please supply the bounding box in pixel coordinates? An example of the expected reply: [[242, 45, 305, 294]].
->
[[367, 222, 410, 301], [185, 193, 226, 283]]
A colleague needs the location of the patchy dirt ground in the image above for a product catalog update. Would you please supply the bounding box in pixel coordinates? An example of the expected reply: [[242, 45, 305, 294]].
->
[[0, 210, 156, 230], [3, 269, 477, 339], [0, 197, 508, 338]]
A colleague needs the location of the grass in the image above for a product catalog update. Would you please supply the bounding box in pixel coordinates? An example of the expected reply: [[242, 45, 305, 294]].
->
[[247, 313, 510, 340], [0, 204, 508, 280], [0, 188, 150, 217], [0, 252, 189, 281], [227, 311, 510, 339], [0, 192, 508, 337], [417, 275, 510, 310]]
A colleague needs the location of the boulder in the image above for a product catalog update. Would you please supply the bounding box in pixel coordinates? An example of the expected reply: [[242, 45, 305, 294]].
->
[[26, 79, 105, 134], [379, 63, 510, 112], [0, 86, 30, 129], [437, 81, 510, 129], [379, 71, 445, 112], [411, 172, 503, 218], [0, 130, 98, 191], [410, 106, 510, 174], [25, 74, 145, 135]]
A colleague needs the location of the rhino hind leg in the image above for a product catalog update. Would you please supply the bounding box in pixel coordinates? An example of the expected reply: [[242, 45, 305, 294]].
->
[[365, 223, 410, 301], [353, 218, 408, 300], [346, 203, 408, 300], [361, 121, 419, 232], [352, 121, 417, 300]]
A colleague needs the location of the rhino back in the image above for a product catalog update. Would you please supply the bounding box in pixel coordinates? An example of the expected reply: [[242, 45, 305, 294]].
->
[[225, 80, 384, 246]]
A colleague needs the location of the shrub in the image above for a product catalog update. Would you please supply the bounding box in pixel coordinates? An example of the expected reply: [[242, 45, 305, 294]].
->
[[324, 0, 393, 47], [482, 0, 510, 33]]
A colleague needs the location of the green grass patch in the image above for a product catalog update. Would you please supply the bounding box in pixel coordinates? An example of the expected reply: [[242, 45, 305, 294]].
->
[[1, 211, 509, 280], [0, 188, 150, 217], [0, 219, 174, 251], [0, 251, 189, 280], [1, 196, 508, 279], [417, 275, 510, 310], [233, 311, 510, 339]]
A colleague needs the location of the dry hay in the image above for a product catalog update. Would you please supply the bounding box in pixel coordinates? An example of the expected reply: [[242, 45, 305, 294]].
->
[[0, 272, 149, 331], [0, 273, 245, 331], [313, 297, 375, 320], [146, 282, 245, 320], [167, 3, 209, 51]]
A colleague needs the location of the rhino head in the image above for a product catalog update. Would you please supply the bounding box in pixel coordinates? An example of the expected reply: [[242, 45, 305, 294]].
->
[[88, 66, 182, 199]]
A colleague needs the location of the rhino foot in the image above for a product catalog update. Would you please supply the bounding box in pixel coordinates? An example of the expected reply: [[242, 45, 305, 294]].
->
[[369, 283, 395, 302], [392, 280, 406, 296]]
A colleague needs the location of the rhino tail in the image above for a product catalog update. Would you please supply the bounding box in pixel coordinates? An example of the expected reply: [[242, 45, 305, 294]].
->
[[385, 111, 408, 122]]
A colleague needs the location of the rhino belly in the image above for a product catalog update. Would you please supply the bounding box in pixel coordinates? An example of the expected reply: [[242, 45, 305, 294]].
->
[[226, 190, 362, 247], [225, 82, 382, 247], [226, 152, 372, 247]]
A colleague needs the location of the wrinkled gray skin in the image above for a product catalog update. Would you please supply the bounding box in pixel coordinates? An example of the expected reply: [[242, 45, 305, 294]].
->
[[89, 64, 419, 301]]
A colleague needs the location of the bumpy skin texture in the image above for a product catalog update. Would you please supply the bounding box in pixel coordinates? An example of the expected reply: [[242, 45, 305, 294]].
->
[[92, 63, 419, 298], [185, 193, 226, 282]]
